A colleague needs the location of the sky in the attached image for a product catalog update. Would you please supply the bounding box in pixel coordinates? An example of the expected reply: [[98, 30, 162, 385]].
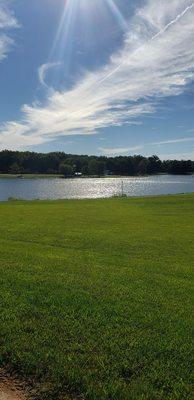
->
[[0, 0, 194, 159]]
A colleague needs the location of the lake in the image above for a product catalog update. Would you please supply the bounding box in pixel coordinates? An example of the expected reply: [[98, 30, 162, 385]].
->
[[0, 175, 194, 201]]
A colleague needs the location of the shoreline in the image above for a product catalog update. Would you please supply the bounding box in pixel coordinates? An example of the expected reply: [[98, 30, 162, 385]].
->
[[1, 192, 194, 204], [0, 173, 193, 180]]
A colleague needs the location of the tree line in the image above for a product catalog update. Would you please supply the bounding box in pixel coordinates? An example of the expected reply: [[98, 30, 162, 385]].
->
[[0, 150, 193, 176]]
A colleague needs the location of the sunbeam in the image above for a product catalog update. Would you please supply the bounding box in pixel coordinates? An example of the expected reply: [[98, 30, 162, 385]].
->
[[1, 0, 194, 156], [49, 0, 78, 64], [50, 0, 128, 67], [106, 0, 129, 32]]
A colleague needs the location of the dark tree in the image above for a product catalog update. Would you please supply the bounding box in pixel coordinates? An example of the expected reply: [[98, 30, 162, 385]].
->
[[59, 163, 75, 177], [88, 159, 105, 176], [0, 150, 193, 177], [147, 155, 162, 174], [9, 162, 22, 174]]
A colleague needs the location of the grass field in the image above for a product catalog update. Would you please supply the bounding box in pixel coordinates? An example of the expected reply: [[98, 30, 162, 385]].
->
[[0, 196, 193, 399]]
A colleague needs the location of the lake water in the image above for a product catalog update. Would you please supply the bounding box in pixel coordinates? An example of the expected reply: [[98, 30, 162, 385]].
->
[[0, 175, 194, 201]]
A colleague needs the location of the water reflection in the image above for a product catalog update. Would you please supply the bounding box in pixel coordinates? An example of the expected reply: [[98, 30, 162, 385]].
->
[[0, 175, 194, 201]]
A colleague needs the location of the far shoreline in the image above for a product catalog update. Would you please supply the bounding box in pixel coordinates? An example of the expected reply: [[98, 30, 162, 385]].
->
[[0, 173, 193, 180]]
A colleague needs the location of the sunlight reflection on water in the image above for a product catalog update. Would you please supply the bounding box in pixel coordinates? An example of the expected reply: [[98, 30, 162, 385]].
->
[[0, 175, 194, 201]]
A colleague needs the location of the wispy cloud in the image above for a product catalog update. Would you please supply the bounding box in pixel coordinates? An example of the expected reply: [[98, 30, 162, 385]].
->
[[38, 62, 61, 87], [187, 128, 194, 133], [159, 151, 194, 160], [151, 137, 194, 146], [99, 146, 143, 156], [1, 0, 194, 149], [99, 136, 194, 156], [0, 1, 19, 62]]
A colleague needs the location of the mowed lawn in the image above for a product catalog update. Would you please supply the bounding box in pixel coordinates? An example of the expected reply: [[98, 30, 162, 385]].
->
[[0, 196, 193, 400]]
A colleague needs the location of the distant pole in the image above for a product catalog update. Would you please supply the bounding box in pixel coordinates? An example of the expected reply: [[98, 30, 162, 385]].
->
[[121, 180, 124, 197]]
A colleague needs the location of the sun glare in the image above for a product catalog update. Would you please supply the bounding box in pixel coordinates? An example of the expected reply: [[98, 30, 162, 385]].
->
[[50, 0, 128, 60]]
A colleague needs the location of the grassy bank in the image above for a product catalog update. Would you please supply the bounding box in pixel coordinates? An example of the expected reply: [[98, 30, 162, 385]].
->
[[0, 196, 193, 399]]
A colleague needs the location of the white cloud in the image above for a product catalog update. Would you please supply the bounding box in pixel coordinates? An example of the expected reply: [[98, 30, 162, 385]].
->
[[151, 137, 194, 146], [1, 0, 194, 149], [99, 136, 194, 156], [0, 1, 19, 61], [99, 146, 143, 156], [38, 62, 61, 87]]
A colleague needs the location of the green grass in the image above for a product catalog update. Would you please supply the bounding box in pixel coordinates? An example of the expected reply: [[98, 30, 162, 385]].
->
[[0, 195, 193, 399]]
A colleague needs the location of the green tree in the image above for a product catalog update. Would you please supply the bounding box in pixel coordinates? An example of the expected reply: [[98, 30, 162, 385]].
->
[[88, 159, 104, 176], [9, 162, 22, 174], [147, 155, 162, 174], [59, 163, 75, 177], [137, 159, 148, 175]]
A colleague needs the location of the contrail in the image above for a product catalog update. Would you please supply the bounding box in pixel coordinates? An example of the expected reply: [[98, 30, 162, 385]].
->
[[98, 3, 194, 86], [152, 3, 194, 40], [98, 65, 122, 85], [53, 2, 194, 119]]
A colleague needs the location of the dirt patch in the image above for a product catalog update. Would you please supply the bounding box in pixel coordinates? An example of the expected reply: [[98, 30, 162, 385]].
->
[[0, 371, 27, 400]]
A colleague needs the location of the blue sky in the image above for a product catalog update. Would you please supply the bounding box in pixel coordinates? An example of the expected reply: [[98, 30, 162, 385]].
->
[[0, 0, 194, 159]]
